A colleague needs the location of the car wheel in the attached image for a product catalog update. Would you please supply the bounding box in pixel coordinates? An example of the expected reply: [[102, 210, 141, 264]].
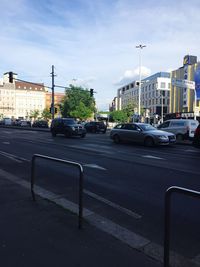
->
[[144, 137, 154, 147], [176, 134, 183, 141], [103, 130, 106, 134], [92, 128, 96, 133], [113, 134, 120, 144], [51, 130, 56, 137], [81, 133, 86, 138]]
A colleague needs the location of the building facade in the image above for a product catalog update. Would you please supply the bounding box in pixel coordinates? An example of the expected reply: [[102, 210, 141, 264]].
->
[[45, 92, 65, 109], [0, 72, 46, 119], [113, 72, 171, 120], [170, 55, 200, 117]]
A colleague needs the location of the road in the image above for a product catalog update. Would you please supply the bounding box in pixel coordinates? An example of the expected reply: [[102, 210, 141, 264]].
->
[[0, 127, 199, 265]]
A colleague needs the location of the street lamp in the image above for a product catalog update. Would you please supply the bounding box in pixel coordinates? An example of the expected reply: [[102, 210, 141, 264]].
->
[[193, 88, 197, 120], [136, 44, 146, 118]]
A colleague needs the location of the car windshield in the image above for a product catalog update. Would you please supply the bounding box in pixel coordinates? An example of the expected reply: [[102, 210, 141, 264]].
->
[[63, 119, 76, 125], [139, 124, 156, 131]]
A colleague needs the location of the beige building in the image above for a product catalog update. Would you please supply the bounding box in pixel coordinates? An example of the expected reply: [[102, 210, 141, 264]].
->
[[170, 55, 200, 117], [0, 72, 46, 119]]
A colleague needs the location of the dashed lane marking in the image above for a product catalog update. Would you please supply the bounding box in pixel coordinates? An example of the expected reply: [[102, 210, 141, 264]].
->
[[83, 163, 107, 170], [142, 155, 164, 160]]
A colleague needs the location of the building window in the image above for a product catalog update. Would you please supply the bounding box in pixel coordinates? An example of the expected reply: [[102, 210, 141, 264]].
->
[[161, 82, 165, 88]]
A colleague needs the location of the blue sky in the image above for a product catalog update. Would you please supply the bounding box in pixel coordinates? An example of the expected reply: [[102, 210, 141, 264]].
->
[[0, 0, 200, 110]]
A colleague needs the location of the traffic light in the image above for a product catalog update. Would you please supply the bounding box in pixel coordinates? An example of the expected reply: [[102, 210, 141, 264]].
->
[[9, 72, 13, 83], [90, 88, 94, 97], [55, 107, 57, 114]]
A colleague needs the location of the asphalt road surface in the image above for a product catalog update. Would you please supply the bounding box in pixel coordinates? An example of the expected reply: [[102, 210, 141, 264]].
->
[[0, 128, 199, 264]]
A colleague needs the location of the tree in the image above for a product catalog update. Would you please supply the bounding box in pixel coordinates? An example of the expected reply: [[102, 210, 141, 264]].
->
[[61, 85, 95, 120], [30, 110, 40, 120], [70, 102, 92, 120], [123, 101, 137, 122], [110, 110, 128, 122], [41, 108, 52, 121]]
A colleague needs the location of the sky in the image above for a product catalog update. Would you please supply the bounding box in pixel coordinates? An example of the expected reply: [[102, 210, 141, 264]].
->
[[0, 0, 200, 111]]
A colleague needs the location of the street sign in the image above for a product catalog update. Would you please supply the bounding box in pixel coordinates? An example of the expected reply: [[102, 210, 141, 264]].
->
[[171, 78, 195, 89]]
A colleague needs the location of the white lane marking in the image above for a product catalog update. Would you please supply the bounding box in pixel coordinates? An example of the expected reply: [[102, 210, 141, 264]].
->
[[142, 155, 164, 160], [84, 189, 142, 219], [0, 168, 196, 266], [0, 150, 30, 163], [185, 149, 198, 152], [2, 142, 10, 145], [83, 163, 107, 170]]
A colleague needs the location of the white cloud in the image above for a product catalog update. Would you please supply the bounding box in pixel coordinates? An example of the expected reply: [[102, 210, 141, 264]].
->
[[0, 0, 200, 111], [114, 67, 151, 86]]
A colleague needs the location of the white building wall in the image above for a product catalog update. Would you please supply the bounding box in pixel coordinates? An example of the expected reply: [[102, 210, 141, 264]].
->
[[115, 73, 171, 118]]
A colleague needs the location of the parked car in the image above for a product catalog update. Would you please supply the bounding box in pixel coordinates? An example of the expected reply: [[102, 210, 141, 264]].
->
[[32, 120, 49, 128], [193, 124, 200, 147], [12, 119, 21, 126], [157, 119, 199, 141], [19, 120, 31, 127], [110, 123, 176, 146], [84, 121, 107, 133], [50, 118, 86, 138], [3, 118, 12, 125]]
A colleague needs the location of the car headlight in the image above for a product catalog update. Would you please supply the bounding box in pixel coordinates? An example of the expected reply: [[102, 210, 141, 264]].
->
[[71, 127, 75, 131], [158, 135, 168, 140]]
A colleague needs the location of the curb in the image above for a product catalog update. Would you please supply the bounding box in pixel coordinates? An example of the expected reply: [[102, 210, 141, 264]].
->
[[0, 168, 199, 267]]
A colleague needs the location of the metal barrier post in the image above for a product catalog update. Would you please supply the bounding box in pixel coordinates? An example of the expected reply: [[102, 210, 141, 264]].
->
[[31, 154, 84, 229], [164, 186, 200, 267]]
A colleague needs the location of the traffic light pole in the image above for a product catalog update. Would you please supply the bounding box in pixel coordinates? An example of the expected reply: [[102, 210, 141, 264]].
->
[[51, 65, 55, 120]]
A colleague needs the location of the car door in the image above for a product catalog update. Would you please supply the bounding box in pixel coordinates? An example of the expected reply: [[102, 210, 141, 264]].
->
[[122, 124, 139, 142], [157, 121, 170, 133]]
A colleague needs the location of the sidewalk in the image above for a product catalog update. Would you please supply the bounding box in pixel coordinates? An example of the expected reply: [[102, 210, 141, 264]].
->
[[0, 173, 162, 267]]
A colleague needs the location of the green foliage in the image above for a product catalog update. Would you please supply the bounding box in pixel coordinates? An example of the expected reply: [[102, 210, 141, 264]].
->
[[110, 101, 137, 123], [41, 108, 52, 121], [30, 109, 40, 120], [70, 102, 92, 120], [110, 110, 128, 122], [61, 85, 95, 120]]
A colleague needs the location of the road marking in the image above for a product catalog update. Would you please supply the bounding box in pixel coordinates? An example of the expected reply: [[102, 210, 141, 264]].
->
[[185, 149, 198, 152], [83, 163, 107, 170], [142, 155, 164, 160], [2, 141, 10, 145], [0, 150, 30, 163], [84, 189, 142, 219], [0, 168, 197, 267]]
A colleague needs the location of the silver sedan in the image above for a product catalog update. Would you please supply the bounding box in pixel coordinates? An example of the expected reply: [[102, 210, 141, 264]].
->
[[110, 123, 176, 146]]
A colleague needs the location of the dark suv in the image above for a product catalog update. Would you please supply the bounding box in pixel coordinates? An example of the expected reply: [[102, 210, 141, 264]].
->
[[51, 118, 86, 138], [84, 121, 107, 133]]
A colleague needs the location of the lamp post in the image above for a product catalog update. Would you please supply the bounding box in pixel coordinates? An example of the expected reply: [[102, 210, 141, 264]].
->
[[193, 88, 197, 120], [160, 90, 164, 123], [136, 44, 146, 119]]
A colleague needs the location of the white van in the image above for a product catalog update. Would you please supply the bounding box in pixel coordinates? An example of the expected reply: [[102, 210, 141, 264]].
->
[[3, 118, 12, 125], [157, 119, 199, 141]]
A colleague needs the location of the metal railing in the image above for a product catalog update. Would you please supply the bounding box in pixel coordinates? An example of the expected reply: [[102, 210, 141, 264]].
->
[[164, 186, 200, 267], [31, 154, 84, 229]]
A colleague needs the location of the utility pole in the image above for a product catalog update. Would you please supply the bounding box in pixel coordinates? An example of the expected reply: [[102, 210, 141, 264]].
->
[[161, 91, 163, 123], [136, 44, 146, 120], [50, 65, 55, 120]]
